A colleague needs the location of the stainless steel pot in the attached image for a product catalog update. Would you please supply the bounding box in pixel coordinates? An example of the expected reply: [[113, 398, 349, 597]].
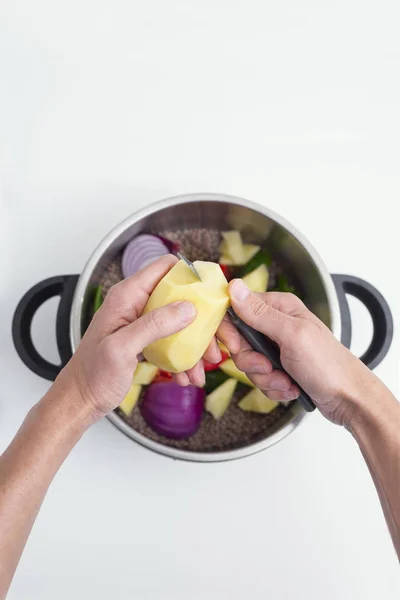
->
[[12, 193, 393, 462]]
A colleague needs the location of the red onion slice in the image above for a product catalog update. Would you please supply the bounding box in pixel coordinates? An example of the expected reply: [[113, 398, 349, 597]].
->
[[156, 235, 180, 253], [141, 382, 205, 439], [122, 234, 169, 278]]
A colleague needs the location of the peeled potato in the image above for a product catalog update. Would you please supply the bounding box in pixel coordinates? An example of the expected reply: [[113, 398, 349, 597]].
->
[[142, 260, 229, 373]]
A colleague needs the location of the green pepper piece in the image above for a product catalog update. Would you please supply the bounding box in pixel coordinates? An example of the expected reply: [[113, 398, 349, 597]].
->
[[204, 370, 230, 394], [239, 248, 272, 277], [272, 274, 303, 298], [93, 286, 104, 313], [276, 274, 294, 292]]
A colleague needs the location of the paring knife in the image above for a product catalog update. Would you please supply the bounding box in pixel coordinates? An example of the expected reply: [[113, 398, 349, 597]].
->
[[177, 253, 316, 413]]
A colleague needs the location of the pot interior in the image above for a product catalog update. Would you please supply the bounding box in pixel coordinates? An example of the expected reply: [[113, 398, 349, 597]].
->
[[78, 198, 334, 456]]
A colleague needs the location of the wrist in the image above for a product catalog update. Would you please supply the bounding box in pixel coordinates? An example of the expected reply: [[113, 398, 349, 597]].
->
[[342, 368, 400, 438], [40, 368, 101, 437]]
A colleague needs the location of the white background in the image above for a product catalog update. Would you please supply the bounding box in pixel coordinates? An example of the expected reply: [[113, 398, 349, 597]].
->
[[1, 1, 400, 598]]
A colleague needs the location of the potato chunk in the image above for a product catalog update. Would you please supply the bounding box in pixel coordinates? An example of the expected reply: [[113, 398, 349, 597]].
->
[[132, 362, 158, 385], [242, 263, 269, 293], [119, 384, 142, 416], [206, 378, 238, 419], [238, 388, 278, 413], [219, 358, 255, 387]]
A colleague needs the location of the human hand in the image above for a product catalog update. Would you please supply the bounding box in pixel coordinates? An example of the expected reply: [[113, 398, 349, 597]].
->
[[217, 279, 374, 426], [55, 255, 198, 422]]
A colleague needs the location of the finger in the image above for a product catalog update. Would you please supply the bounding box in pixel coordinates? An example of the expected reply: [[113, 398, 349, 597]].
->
[[203, 338, 222, 364], [97, 255, 178, 335], [254, 291, 306, 316], [218, 316, 273, 374], [255, 384, 299, 403], [185, 360, 206, 387], [231, 348, 273, 375], [172, 371, 191, 386], [257, 291, 322, 326], [106, 300, 196, 364], [246, 370, 293, 392], [245, 371, 299, 401], [229, 280, 294, 345], [217, 315, 242, 355]]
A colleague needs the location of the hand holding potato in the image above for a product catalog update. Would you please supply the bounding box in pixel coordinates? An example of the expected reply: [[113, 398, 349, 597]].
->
[[57, 256, 198, 420]]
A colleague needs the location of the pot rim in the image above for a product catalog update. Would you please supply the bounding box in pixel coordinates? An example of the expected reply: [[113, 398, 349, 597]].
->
[[70, 193, 341, 462]]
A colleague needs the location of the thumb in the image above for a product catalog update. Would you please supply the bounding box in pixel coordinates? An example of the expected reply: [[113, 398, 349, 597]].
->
[[109, 301, 197, 361], [229, 279, 291, 345]]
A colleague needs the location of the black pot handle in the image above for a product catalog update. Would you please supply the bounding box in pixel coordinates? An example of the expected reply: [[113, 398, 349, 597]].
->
[[12, 275, 79, 381], [332, 274, 393, 370]]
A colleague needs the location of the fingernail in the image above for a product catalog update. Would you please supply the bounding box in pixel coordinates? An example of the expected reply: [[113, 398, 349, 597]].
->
[[251, 363, 271, 374], [282, 387, 300, 400], [231, 279, 250, 302], [269, 376, 291, 391], [197, 374, 206, 387], [175, 301, 197, 322]]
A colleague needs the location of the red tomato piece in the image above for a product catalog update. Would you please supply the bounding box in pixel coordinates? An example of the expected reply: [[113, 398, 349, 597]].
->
[[153, 370, 173, 383], [203, 351, 229, 371], [219, 264, 232, 280]]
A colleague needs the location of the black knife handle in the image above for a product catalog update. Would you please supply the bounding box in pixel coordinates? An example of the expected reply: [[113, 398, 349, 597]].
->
[[227, 308, 316, 412]]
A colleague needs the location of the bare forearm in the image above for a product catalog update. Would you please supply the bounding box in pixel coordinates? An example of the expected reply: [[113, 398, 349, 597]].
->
[[0, 380, 93, 598], [349, 376, 400, 558]]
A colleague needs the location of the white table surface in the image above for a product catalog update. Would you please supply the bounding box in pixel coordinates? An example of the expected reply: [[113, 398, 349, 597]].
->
[[1, 1, 400, 598]]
